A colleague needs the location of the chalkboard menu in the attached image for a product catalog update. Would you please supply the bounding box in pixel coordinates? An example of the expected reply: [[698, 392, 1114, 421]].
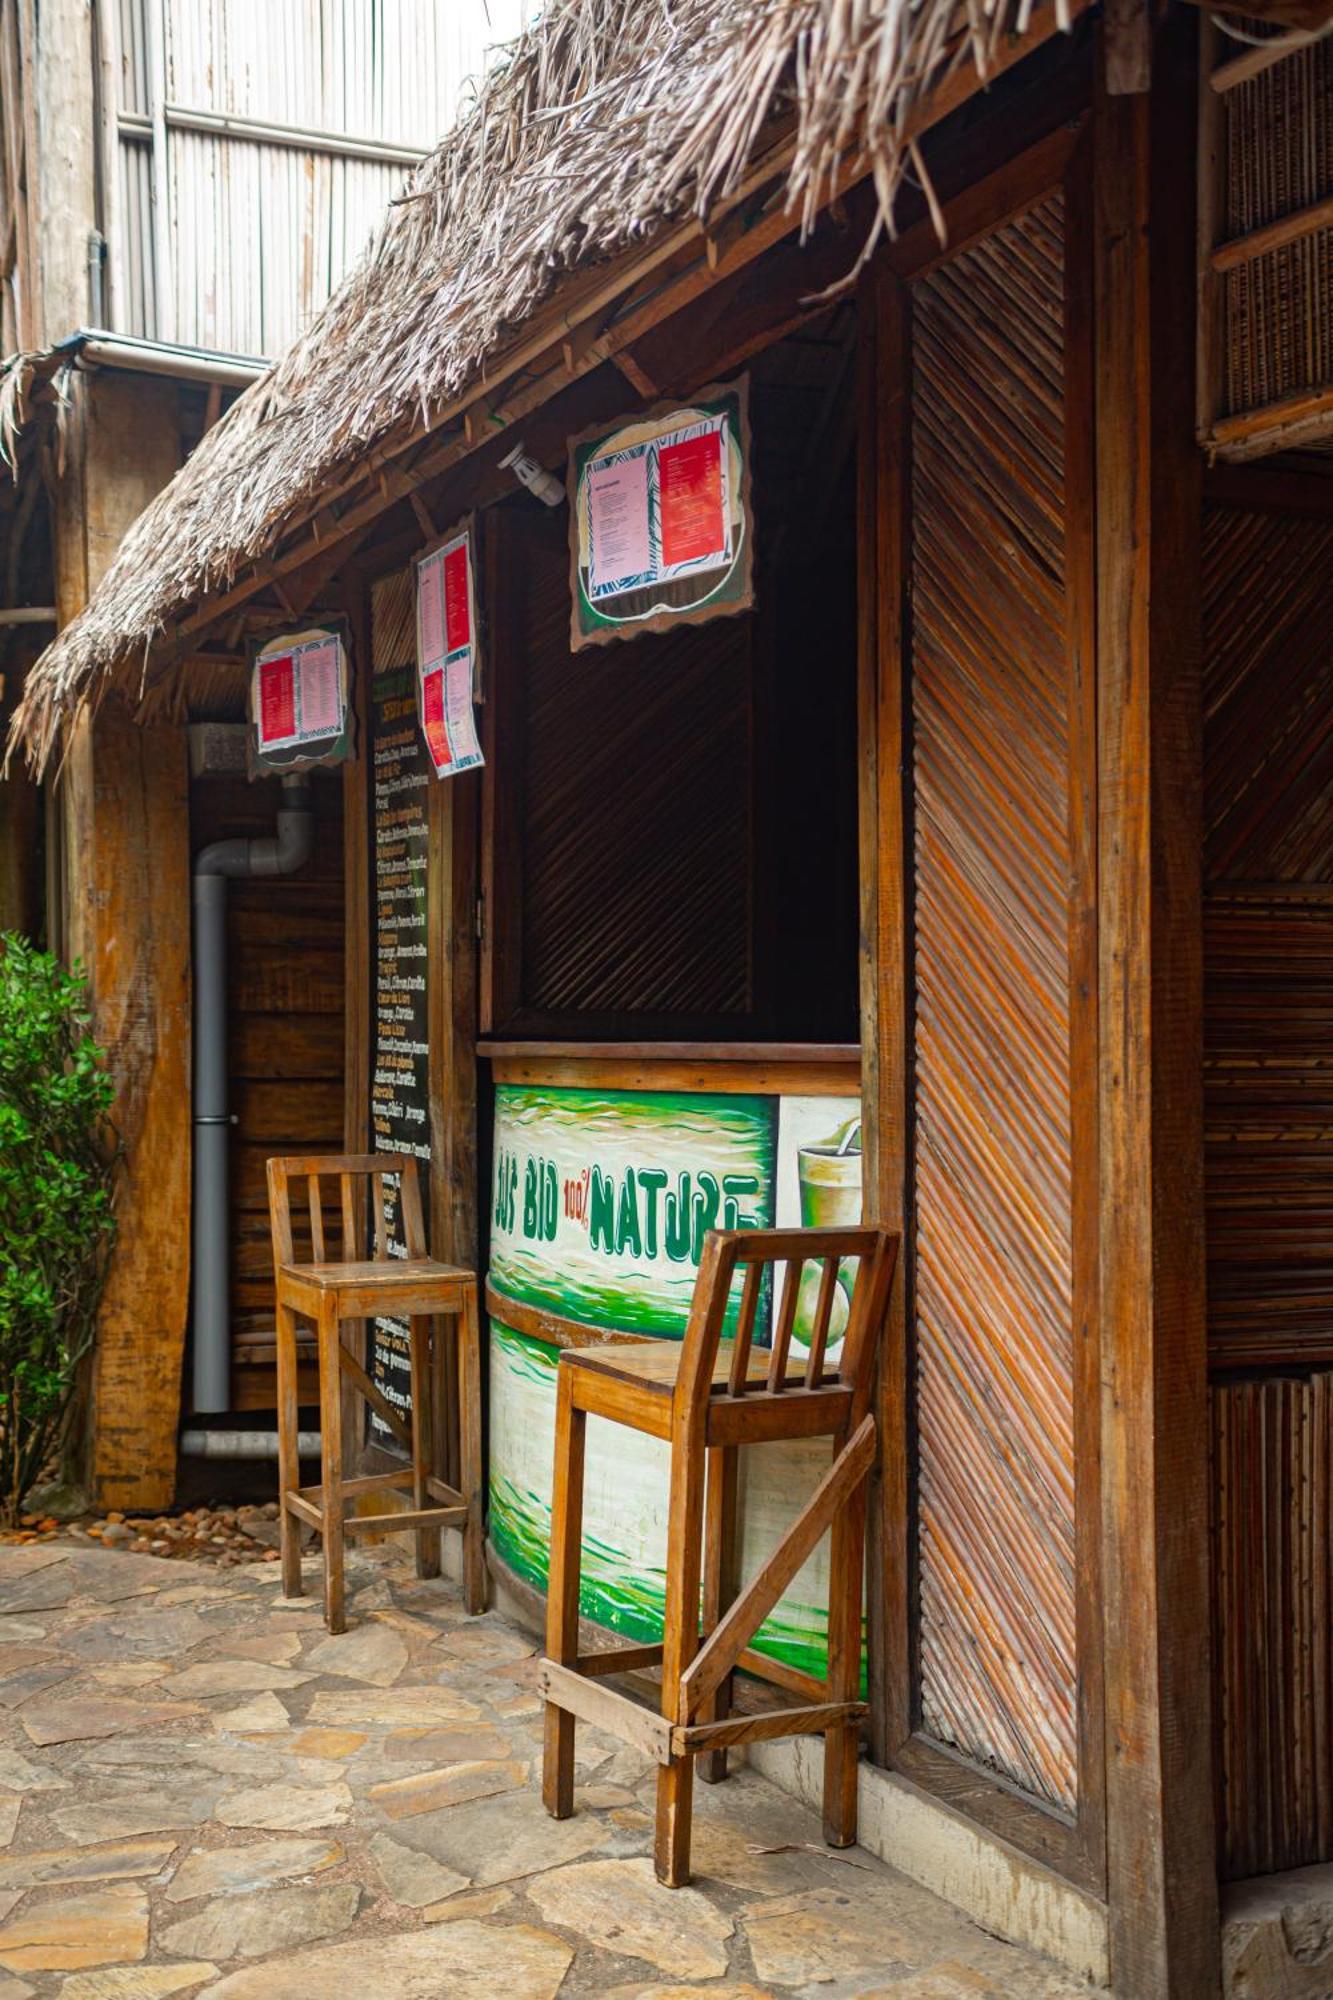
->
[[368, 645, 432, 1448]]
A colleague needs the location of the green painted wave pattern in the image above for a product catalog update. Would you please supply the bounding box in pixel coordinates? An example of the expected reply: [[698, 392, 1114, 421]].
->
[[487, 1322, 853, 1682]]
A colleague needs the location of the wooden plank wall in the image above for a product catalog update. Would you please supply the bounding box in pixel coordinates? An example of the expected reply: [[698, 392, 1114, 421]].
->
[[1203, 500, 1333, 1877], [908, 191, 1080, 1812], [188, 769, 345, 1410]]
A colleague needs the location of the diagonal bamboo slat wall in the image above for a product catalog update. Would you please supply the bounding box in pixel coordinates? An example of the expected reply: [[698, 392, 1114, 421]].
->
[[909, 193, 1078, 1811], [1204, 501, 1333, 1877]]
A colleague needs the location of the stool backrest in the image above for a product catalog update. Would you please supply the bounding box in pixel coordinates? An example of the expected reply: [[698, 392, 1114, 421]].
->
[[266, 1152, 427, 1270], [676, 1225, 898, 1425]]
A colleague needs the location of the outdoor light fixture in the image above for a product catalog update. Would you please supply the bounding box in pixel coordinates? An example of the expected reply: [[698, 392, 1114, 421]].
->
[[499, 439, 565, 507]]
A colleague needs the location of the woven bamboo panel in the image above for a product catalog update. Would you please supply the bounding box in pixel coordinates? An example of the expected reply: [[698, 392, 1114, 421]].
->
[[510, 511, 752, 1022], [371, 566, 415, 672], [1222, 40, 1333, 419], [909, 193, 1077, 1810], [1204, 507, 1333, 1371], [1213, 1373, 1333, 1878]]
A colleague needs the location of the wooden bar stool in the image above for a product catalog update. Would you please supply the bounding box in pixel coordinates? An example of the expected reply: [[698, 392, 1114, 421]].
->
[[539, 1222, 898, 1887], [266, 1152, 485, 1633]]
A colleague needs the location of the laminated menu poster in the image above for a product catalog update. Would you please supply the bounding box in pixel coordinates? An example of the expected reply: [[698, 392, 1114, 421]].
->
[[415, 522, 484, 778], [367, 635, 433, 1447], [567, 377, 753, 649], [250, 625, 350, 768]]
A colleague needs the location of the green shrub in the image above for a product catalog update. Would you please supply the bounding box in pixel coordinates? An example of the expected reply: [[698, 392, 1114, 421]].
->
[[0, 937, 118, 1525]]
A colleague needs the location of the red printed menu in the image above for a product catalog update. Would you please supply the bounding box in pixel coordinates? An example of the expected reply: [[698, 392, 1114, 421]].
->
[[258, 654, 296, 746], [658, 428, 725, 570]]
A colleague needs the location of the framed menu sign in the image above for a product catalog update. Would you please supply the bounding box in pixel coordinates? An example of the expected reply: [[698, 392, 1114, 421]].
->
[[366, 579, 432, 1447], [249, 622, 351, 770], [567, 378, 753, 650], [415, 520, 484, 778]]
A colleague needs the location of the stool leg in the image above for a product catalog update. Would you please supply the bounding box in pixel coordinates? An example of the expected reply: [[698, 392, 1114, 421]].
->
[[542, 1364, 585, 1821], [275, 1299, 304, 1600], [458, 1284, 486, 1615], [408, 1315, 440, 1581], [699, 1443, 740, 1784], [316, 1296, 346, 1635], [656, 1421, 706, 1887], [822, 1448, 868, 1847]]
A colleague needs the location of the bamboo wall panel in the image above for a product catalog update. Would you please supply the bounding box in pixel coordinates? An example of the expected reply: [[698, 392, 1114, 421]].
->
[[1205, 503, 1333, 1877], [498, 509, 752, 1026], [1213, 1374, 1333, 1878], [1204, 507, 1333, 1371], [1221, 40, 1333, 421], [909, 193, 1078, 1810]]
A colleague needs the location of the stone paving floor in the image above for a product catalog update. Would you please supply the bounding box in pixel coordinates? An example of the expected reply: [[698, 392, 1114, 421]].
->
[[0, 1539, 1089, 1999]]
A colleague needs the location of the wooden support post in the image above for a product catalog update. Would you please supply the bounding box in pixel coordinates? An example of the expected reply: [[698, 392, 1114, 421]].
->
[[858, 256, 912, 1768], [68, 707, 191, 1510], [1094, 16, 1219, 1996], [51, 372, 191, 1512]]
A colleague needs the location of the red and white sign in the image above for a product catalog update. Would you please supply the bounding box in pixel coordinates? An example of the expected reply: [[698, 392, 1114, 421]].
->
[[253, 629, 347, 753], [415, 525, 483, 780], [658, 427, 725, 570]]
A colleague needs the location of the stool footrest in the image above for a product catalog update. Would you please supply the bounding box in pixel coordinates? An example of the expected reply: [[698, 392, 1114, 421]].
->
[[578, 1644, 664, 1678], [671, 1700, 866, 1755], [538, 1657, 673, 1764], [344, 1504, 468, 1535]]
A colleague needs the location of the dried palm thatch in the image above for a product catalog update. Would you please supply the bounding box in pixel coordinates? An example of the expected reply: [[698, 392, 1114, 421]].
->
[[0, 350, 72, 483], [12, 0, 1074, 770]]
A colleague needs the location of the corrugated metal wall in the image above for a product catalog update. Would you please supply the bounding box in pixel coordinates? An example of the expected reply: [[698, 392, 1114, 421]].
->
[[109, 0, 539, 354]]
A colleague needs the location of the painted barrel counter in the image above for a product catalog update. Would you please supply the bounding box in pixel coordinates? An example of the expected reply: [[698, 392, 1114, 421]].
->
[[481, 1047, 863, 1680]]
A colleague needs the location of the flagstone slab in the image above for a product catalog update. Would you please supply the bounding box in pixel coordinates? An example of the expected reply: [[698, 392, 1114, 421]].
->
[[0, 1883, 149, 1973], [0, 1838, 179, 1890], [0, 1801, 17, 1850], [367, 1831, 468, 1908], [214, 1782, 351, 1832], [526, 1856, 733, 1979], [283, 1728, 364, 1760], [195, 1920, 573, 2000], [0, 1548, 71, 1581], [0, 1623, 49, 1646], [391, 1788, 610, 1884], [380, 1724, 513, 1763], [0, 1969, 33, 1999], [432, 1622, 535, 1665], [214, 1694, 289, 1735], [302, 1624, 408, 1688], [57, 1964, 220, 2000], [22, 1699, 204, 1747], [367, 1759, 526, 1819], [222, 1634, 302, 1665], [58, 1610, 214, 1666], [157, 1881, 361, 1963], [166, 1838, 342, 1904], [52, 1783, 222, 1846], [420, 1884, 513, 1923], [602, 1987, 774, 1999], [305, 1687, 482, 1729], [743, 1886, 918, 1987], [0, 1745, 66, 1794], [0, 1665, 75, 1707], [87, 1664, 172, 1691], [158, 1662, 312, 1700]]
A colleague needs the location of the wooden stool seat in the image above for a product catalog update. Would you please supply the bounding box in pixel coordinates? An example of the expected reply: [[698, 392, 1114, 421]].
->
[[562, 1339, 850, 1443], [540, 1223, 898, 1887], [267, 1154, 485, 1634]]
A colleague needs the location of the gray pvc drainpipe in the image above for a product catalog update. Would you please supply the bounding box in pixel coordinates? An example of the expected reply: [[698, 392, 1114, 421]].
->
[[192, 774, 314, 1415]]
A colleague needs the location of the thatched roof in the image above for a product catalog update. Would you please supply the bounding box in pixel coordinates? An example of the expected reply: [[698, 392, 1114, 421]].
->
[[12, 0, 1075, 769]]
